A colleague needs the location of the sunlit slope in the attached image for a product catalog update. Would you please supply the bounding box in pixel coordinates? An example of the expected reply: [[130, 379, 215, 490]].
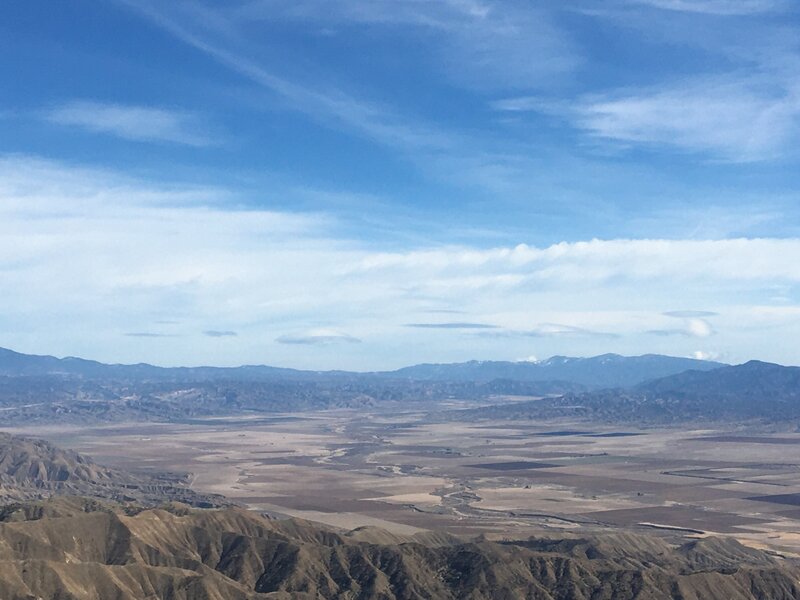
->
[[0, 498, 797, 600]]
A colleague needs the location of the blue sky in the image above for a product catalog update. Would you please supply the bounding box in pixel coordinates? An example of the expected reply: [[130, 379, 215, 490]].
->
[[2, 0, 800, 368]]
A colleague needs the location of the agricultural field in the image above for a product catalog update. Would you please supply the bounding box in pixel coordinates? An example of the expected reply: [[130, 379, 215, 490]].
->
[[14, 403, 800, 556]]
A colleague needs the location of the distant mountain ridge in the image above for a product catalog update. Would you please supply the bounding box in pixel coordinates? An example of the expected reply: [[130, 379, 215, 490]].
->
[[380, 353, 726, 388], [636, 359, 800, 399], [0, 347, 742, 426], [466, 360, 800, 424], [0, 347, 725, 389], [0, 346, 306, 381]]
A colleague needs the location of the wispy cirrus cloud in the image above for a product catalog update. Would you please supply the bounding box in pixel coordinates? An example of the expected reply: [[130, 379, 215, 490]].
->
[[662, 310, 718, 318], [404, 322, 498, 329], [491, 0, 800, 164], [628, 0, 788, 15], [232, 0, 577, 90], [117, 0, 458, 153], [522, 323, 619, 339], [648, 324, 713, 337], [45, 100, 215, 146], [276, 330, 361, 345], [494, 76, 800, 162], [477, 323, 619, 339], [114, 0, 578, 199], [124, 332, 178, 338], [234, 0, 492, 32], [575, 78, 800, 162]]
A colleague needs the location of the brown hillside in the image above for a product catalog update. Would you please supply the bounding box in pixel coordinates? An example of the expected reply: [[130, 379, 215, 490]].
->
[[0, 432, 228, 508], [0, 498, 797, 600]]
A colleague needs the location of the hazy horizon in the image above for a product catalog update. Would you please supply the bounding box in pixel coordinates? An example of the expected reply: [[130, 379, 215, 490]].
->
[[8, 343, 790, 373]]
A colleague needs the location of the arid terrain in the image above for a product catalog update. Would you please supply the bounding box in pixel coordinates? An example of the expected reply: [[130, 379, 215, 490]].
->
[[3, 351, 800, 597], [9, 399, 800, 560], [4, 496, 798, 600]]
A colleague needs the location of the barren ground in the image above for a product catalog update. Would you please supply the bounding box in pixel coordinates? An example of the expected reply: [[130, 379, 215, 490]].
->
[[12, 403, 800, 554]]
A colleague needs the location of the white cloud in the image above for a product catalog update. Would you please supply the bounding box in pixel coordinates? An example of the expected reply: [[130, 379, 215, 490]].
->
[[576, 78, 800, 161], [577, 0, 800, 163], [630, 0, 787, 15], [45, 100, 215, 146], [353, 238, 800, 283], [663, 310, 718, 318], [276, 329, 361, 345], [495, 78, 800, 162], [235, 0, 493, 30], [478, 324, 618, 339], [686, 318, 714, 338], [405, 322, 499, 329], [651, 311, 716, 338], [516, 355, 539, 363], [3, 155, 800, 367]]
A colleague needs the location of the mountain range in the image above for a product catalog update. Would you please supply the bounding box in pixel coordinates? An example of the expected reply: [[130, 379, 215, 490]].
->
[[385, 353, 724, 387], [467, 360, 800, 425], [0, 346, 723, 388], [2, 347, 799, 425]]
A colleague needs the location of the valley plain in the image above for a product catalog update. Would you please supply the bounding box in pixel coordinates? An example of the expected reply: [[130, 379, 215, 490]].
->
[[11, 398, 800, 558]]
